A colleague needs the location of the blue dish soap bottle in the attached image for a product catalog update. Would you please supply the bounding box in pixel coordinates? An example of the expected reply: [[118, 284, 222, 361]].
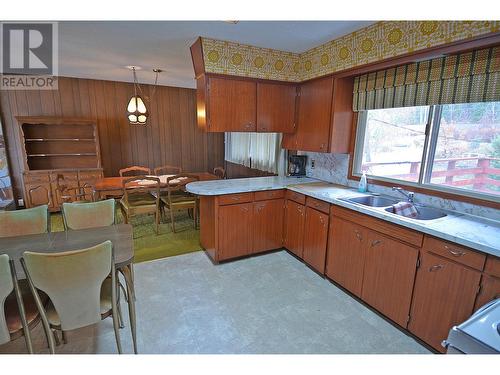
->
[[358, 171, 367, 193]]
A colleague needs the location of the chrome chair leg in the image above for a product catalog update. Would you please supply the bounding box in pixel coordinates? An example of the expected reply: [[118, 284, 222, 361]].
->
[[111, 264, 122, 354]]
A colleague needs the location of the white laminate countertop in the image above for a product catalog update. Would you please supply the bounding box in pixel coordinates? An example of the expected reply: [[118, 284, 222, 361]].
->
[[186, 176, 318, 195], [186, 177, 500, 257]]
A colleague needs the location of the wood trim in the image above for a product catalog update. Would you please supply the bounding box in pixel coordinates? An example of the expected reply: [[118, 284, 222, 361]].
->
[[15, 116, 97, 125], [190, 37, 205, 79], [205, 72, 298, 86]]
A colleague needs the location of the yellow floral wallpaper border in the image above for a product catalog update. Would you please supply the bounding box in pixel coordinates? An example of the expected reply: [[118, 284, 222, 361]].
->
[[202, 38, 300, 81], [201, 21, 500, 82]]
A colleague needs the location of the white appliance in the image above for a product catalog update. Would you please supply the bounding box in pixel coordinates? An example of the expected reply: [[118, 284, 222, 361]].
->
[[443, 298, 500, 354]]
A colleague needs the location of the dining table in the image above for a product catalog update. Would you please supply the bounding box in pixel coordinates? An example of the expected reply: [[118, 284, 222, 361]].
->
[[0, 223, 138, 353], [93, 171, 219, 200]]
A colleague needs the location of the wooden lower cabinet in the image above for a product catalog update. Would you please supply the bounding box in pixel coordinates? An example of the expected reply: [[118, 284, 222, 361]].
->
[[302, 207, 329, 273], [474, 274, 500, 311], [24, 181, 53, 209], [218, 202, 254, 261], [284, 200, 306, 258], [23, 168, 103, 211], [408, 251, 482, 352], [361, 231, 418, 327], [253, 199, 284, 254], [325, 216, 366, 297]]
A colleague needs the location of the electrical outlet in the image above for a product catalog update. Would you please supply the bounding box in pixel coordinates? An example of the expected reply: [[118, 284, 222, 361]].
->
[[311, 159, 315, 169], [18, 199, 24, 206]]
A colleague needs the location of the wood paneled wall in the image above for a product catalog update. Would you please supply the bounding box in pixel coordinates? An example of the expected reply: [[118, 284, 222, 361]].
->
[[0, 76, 224, 201]]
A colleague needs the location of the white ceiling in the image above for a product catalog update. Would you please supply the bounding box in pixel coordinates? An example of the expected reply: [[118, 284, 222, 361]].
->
[[58, 21, 374, 89]]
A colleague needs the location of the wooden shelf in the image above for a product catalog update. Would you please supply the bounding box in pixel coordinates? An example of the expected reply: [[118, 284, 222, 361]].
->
[[25, 138, 95, 142], [27, 153, 97, 157]]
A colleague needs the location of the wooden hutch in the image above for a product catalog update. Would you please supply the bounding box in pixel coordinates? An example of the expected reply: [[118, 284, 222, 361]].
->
[[17, 116, 103, 211]]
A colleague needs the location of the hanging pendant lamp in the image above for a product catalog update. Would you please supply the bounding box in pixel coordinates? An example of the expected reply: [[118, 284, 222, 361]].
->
[[126, 66, 161, 125]]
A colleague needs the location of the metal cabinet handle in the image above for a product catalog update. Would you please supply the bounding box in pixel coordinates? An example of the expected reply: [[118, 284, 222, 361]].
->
[[429, 264, 444, 272], [244, 123, 253, 129], [371, 240, 382, 248], [241, 207, 248, 212], [231, 197, 240, 201], [445, 245, 465, 257], [354, 230, 362, 241]]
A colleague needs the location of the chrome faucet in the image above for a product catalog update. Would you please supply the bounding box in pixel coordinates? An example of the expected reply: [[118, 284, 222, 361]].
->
[[392, 187, 415, 203]]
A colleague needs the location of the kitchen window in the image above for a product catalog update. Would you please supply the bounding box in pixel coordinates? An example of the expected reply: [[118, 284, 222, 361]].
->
[[353, 101, 500, 201]]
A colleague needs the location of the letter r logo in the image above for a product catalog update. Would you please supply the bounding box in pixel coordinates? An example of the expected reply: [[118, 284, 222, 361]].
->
[[1, 23, 56, 75]]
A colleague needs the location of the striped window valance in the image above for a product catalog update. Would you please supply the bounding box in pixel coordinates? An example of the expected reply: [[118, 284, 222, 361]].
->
[[352, 46, 500, 111]]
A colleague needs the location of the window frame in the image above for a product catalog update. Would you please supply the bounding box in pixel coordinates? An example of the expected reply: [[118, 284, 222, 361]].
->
[[349, 105, 500, 208]]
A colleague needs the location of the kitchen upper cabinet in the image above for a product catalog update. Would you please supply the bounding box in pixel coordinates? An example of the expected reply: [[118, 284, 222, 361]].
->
[[302, 207, 329, 274], [361, 231, 419, 327], [253, 198, 285, 254], [196, 75, 297, 133], [218, 202, 254, 260], [256, 82, 297, 133], [326, 216, 367, 297], [207, 77, 257, 132], [284, 200, 306, 259], [408, 251, 482, 352], [282, 76, 353, 153], [282, 76, 333, 152]]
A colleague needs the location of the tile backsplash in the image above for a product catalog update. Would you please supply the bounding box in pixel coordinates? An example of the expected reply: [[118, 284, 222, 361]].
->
[[298, 151, 500, 221]]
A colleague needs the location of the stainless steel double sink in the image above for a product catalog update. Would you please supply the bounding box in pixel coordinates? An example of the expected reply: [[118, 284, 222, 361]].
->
[[341, 194, 447, 221]]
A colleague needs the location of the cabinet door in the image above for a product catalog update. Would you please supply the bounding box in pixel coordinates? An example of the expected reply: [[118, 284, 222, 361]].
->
[[408, 251, 481, 352], [25, 183, 53, 208], [208, 77, 256, 132], [361, 231, 419, 327], [474, 274, 500, 312], [283, 200, 305, 258], [302, 207, 329, 274], [326, 217, 366, 297], [282, 76, 333, 152], [253, 199, 284, 254], [257, 82, 296, 133], [79, 170, 104, 201], [218, 203, 254, 261]]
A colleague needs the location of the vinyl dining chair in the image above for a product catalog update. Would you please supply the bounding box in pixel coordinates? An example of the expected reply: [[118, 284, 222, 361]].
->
[[0, 254, 38, 353], [120, 176, 161, 235], [0, 204, 50, 238], [20, 241, 123, 354], [153, 165, 182, 176], [62, 199, 116, 230], [213, 166, 226, 179], [119, 166, 151, 177], [160, 174, 199, 233]]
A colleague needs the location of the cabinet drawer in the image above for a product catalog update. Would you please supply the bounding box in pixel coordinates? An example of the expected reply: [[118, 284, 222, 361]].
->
[[286, 190, 306, 205], [254, 189, 285, 201], [332, 206, 423, 247], [423, 236, 486, 271], [483, 255, 500, 277], [23, 172, 50, 183], [218, 192, 254, 206], [306, 197, 330, 214], [51, 172, 78, 181], [79, 170, 103, 180]]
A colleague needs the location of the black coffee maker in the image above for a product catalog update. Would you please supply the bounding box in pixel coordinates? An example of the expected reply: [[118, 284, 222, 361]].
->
[[288, 155, 307, 177]]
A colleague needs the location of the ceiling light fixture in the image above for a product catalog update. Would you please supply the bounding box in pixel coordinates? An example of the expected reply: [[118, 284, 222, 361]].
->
[[126, 66, 162, 125]]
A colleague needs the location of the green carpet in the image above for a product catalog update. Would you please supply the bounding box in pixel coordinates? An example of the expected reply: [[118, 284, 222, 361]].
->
[[50, 209, 202, 263]]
